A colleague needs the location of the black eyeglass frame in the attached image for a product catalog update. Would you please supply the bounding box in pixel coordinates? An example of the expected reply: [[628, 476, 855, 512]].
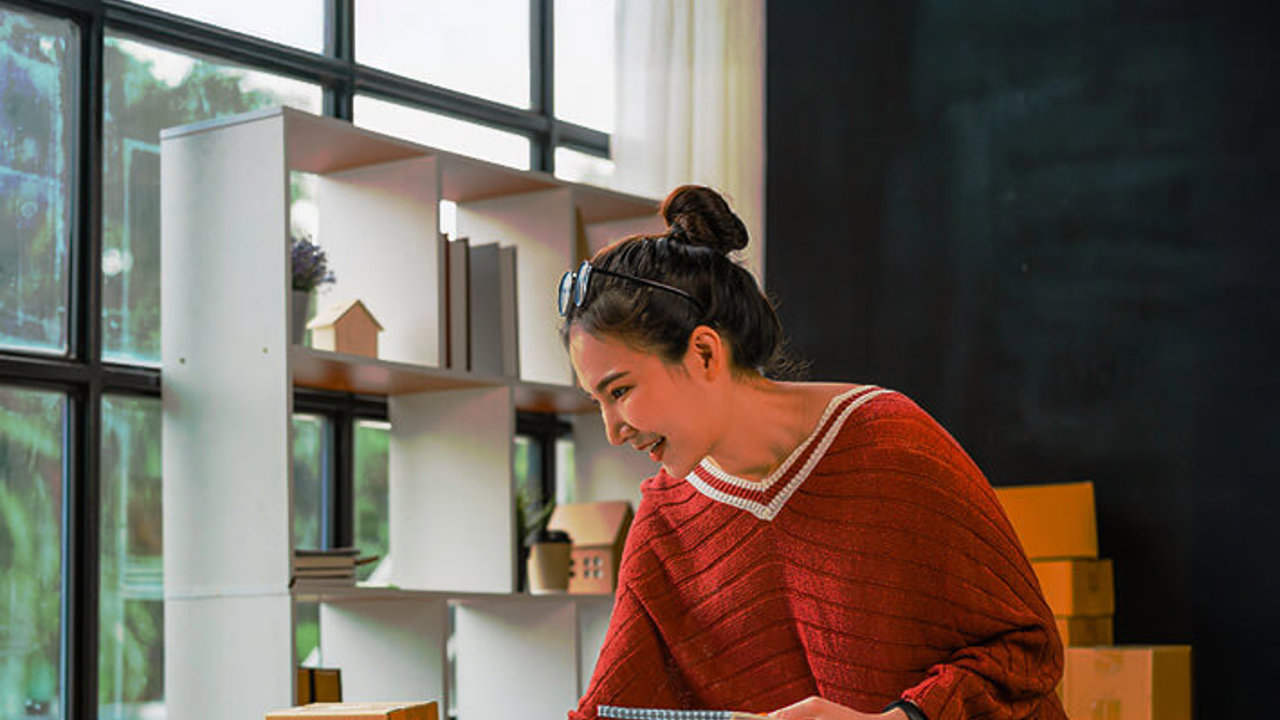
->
[[558, 260, 706, 318]]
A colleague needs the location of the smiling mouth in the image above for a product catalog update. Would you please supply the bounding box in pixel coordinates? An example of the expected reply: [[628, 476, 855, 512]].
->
[[636, 437, 666, 462]]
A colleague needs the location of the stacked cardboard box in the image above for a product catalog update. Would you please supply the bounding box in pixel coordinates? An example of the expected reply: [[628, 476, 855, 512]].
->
[[994, 482, 1114, 645], [994, 481, 1192, 720]]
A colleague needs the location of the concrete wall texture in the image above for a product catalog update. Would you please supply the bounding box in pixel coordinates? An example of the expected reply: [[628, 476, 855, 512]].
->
[[767, 2, 1278, 715]]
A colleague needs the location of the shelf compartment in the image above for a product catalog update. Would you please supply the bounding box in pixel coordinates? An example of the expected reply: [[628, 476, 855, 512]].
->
[[319, 597, 449, 704], [389, 386, 515, 594], [292, 346, 596, 413], [292, 346, 493, 396]]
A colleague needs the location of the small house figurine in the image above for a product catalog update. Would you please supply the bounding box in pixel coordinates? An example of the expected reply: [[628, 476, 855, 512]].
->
[[547, 501, 633, 595], [307, 299, 383, 358]]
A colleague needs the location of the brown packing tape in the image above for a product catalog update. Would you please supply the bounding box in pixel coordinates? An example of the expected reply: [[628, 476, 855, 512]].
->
[[1054, 616, 1113, 646], [1034, 559, 1115, 616]]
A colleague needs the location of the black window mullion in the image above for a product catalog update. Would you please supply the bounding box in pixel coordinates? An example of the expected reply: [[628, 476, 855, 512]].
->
[[531, 0, 555, 172], [61, 4, 105, 719], [323, 0, 354, 121], [63, 382, 102, 720], [328, 411, 354, 549]]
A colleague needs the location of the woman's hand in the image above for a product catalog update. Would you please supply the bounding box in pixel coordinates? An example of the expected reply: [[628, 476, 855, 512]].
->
[[768, 696, 909, 720]]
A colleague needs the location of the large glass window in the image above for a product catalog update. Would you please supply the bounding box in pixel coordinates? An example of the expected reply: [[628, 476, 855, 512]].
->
[[102, 36, 321, 365], [353, 419, 389, 583], [292, 414, 328, 550], [127, 0, 324, 53], [3, 4, 617, 717], [555, 146, 616, 187], [354, 95, 532, 171], [0, 386, 66, 719], [355, 0, 530, 109], [0, 10, 74, 356], [99, 394, 163, 720], [554, 0, 617, 133]]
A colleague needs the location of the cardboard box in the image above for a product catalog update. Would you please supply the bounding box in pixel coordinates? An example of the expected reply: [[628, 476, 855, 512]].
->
[[266, 701, 438, 720], [1055, 616, 1114, 647], [994, 481, 1098, 559], [1034, 558, 1114, 616], [1064, 646, 1191, 720]]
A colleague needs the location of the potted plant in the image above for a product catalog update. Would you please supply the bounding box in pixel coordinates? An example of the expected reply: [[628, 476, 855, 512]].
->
[[516, 489, 571, 593], [290, 233, 336, 344]]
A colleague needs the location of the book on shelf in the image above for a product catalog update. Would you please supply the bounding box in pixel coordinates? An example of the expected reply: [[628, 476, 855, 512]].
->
[[293, 547, 360, 568], [444, 236, 470, 370], [497, 244, 519, 378], [468, 242, 519, 378], [291, 548, 377, 588], [435, 232, 449, 371]]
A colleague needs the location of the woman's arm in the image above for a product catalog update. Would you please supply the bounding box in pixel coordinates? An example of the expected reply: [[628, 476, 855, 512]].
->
[[571, 582, 694, 720]]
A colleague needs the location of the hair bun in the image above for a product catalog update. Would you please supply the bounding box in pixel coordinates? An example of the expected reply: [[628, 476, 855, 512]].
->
[[660, 185, 748, 254]]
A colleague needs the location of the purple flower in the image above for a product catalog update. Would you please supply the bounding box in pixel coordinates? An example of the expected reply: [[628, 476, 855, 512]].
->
[[291, 233, 336, 291]]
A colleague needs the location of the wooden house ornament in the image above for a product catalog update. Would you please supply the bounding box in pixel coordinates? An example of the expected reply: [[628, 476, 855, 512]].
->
[[547, 501, 633, 595], [307, 299, 383, 358]]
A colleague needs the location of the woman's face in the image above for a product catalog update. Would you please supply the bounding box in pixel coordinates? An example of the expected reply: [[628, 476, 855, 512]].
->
[[568, 326, 716, 478]]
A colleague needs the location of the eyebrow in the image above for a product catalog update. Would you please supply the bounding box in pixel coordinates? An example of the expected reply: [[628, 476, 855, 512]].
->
[[593, 371, 629, 397]]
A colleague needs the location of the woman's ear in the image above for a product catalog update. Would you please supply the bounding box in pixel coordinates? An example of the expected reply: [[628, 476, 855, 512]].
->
[[684, 325, 727, 379]]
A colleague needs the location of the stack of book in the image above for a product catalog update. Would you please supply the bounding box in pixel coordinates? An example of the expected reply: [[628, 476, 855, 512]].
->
[[291, 547, 362, 589]]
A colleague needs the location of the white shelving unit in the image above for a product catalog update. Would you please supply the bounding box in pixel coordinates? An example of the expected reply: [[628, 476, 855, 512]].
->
[[160, 107, 660, 720]]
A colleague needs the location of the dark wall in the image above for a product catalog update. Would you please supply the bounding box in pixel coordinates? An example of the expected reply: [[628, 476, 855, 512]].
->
[[766, 1, 1278, 715]]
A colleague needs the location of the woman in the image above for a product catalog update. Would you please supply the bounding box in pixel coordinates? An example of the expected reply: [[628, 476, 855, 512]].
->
[[560, 186, 1067, 720]]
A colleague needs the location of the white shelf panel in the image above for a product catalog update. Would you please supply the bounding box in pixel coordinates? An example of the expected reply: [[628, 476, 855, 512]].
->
[[389, 386, 515, 594], [290, 346, 595, 412], [161, 109, 292, 594], [165, 594, 293, 720], [455, 598, 583, 720], [572, 185, 661, 226], [292, 583, 613, 605], [320, 598, 449, 704]]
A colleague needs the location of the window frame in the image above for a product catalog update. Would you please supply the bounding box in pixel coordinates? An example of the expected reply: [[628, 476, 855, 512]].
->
[[0, 0, 601, 716]]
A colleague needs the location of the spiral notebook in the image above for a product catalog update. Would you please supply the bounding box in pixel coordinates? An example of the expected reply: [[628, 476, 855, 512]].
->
[[597, 706, 771, 720]]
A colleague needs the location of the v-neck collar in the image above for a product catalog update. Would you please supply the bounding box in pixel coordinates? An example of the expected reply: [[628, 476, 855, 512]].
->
[[683, 385, 892, 520]]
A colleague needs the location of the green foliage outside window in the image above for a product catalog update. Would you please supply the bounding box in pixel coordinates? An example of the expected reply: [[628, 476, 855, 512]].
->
[[0, 387, 65, 718]]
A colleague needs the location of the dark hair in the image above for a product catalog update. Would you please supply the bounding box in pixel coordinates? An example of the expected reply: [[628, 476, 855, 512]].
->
[[561, 185, 805, 379]]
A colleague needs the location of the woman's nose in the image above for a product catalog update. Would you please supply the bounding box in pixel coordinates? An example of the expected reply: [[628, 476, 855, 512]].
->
[[602, 407, 634, 446]]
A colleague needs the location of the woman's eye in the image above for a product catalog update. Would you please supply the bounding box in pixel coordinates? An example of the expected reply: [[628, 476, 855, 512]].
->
[[610, 386, 630, 400]]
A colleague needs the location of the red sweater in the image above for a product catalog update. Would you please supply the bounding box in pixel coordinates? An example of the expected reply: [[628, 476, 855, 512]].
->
[[571, 386, 1067, 720]]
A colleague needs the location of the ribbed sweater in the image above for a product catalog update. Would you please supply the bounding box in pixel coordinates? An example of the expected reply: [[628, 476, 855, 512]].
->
[[571, 386, 1067, 720]]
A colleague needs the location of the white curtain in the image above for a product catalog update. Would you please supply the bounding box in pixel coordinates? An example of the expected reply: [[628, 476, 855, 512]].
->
[[610, 0, 767, 282]]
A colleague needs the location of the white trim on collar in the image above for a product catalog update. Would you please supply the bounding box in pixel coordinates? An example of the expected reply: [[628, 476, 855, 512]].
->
[[684, 386, 894, 521]]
